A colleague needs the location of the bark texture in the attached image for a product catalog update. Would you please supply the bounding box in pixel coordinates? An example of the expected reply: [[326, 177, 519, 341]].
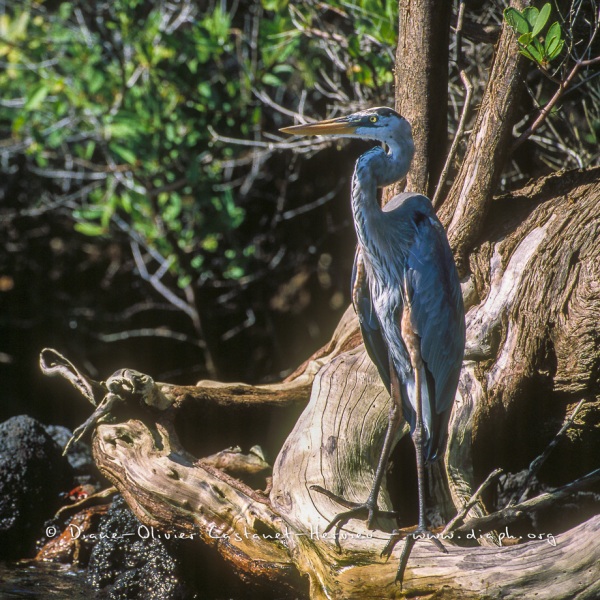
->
[[42, 168, 600, 599], [438, 0, 529, 274], [466, 168, 600, 473], [392, 0, 453, 198]]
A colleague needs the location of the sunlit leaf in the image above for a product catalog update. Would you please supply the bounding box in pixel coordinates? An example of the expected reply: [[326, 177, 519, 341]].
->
[[526, 39, 544, 63], [11, 10, 31, 40], [518, 47, 536, 62], [224, 265, 244, 280], [177, 274, 192, 289], [201, 235, 219, 252], [545, 22, 563, 60], [58, 3, 73, 21], [24, 83, 48, 110], [547, 38, 564, 60], [262, 72, 282, 86], [109, 142, 137, 165], [74, 222, 108, 237], [522, 7, 539, 29], [518, 32, 533, 47], [84, 141, 96, 161], [504, 7, 530, 34], [532, 3, 551, 36]]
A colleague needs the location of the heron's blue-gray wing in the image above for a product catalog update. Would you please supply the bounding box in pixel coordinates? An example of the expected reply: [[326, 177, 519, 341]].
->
[[352, 247, 391, 392], [404, 212, 465, 462]]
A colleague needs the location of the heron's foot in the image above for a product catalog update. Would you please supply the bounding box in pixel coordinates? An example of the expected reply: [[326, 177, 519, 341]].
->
[[381, 525, 448, 588], [310, 485, 397, 552]]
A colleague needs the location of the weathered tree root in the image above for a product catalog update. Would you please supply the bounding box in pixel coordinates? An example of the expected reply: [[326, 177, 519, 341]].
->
[[41, 170, 600, 598]]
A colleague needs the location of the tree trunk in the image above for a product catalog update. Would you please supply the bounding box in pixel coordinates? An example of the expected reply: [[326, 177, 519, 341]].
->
[[391, 0, 453, 198], [41, 167, 600, 599], [438, 0, 529, 274]]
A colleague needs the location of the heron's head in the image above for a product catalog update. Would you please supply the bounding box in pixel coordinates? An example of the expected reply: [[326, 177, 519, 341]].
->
[[280, 107, 412, 148]]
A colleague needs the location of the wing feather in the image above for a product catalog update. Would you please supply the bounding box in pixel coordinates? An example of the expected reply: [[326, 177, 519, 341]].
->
[[404, 213, 465, 461], [352, 247, 391, 392]]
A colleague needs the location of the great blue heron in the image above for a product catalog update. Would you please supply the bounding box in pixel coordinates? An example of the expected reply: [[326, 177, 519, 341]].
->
[[280, 107, 465, 583]]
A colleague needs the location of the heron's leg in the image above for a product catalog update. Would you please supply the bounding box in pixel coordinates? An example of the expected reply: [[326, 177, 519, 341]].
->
[[311, 357, 403, 549], [381, 307, 447, 587], [412, 358, 428, 531]]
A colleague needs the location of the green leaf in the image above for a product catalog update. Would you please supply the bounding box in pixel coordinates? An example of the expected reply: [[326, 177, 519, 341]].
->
[[518, 47, 536, 62], [109, 142, 137, 165], [121, 190, 133, 213], [74, 207, 104, 221], [74, 222, 108, 237], [83, 141, 96, 161], [522, 7, 539, 29], [191, 255, 204, 269], [177, 274, 192, 289], [105, 116, 143, 140], [526, 39, 544, 63], [201, 235, 219, 252], [546, 21, 562, 44], [545, 21, 563, 58], [547, 39, 564, 60], [518, 32, 533, 47], [163, 193, 182, 222], [504, 7, 530, 34], [11, 10, 31, 40], [532, 3, 551, 36], [262, 72, 282, 87], [262, 0, 287, 10], [224, 265, 244, 280], [47, 129, 64, 148], [24, 83, 48, 110], [58, 3, 73, 21], [12, 114, 26, 135]]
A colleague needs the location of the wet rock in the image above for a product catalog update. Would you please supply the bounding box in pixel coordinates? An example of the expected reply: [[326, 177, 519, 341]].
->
[[86, 495, 289, 600], [0, 415, 74, 559], [86, 496, 193, 600], [45, 424, 95, 476]]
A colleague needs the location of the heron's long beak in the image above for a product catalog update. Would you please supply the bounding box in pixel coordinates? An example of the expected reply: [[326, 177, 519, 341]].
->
[[279, 116, 357, 136]]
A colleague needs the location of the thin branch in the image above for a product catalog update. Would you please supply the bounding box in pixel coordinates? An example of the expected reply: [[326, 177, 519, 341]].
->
[[252, 89, 311, 122], [221, 309, 256, 341], [433, 0, 473, 209], [455, 468, 600, 537], [27, 166, 108, 181], [433, 71, 473, 209], [130, 241, 199, 325], [100, 301, 188, 322], [443, 468, 503, 534], [278, 184, 343, 222], [208, 125, 327, 151], [511, 399, 586, 506], [512, 56, 600, 152], [19, 182, 103, 217], [94, 327, 206, 349]]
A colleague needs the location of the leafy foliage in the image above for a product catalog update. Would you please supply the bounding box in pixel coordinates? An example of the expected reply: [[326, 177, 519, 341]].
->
[[1, 0, 397, 281], [1, 0, 597, 388], [504, 3, 564, 67], [0, 0, 398, 379]]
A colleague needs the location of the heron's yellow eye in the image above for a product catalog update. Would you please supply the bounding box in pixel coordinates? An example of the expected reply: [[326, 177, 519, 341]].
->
[[369, 116, 378, 123]]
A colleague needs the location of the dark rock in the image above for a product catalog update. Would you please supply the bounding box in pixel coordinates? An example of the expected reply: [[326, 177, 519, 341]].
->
[[0, 415, 74, 559], [45, 424, 96, 479], [86, 496, 298, 600], [86, 496, 193, 600]]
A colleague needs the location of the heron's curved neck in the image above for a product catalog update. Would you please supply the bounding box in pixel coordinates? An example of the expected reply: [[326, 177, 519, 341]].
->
[[351, 139, 413, 248]]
